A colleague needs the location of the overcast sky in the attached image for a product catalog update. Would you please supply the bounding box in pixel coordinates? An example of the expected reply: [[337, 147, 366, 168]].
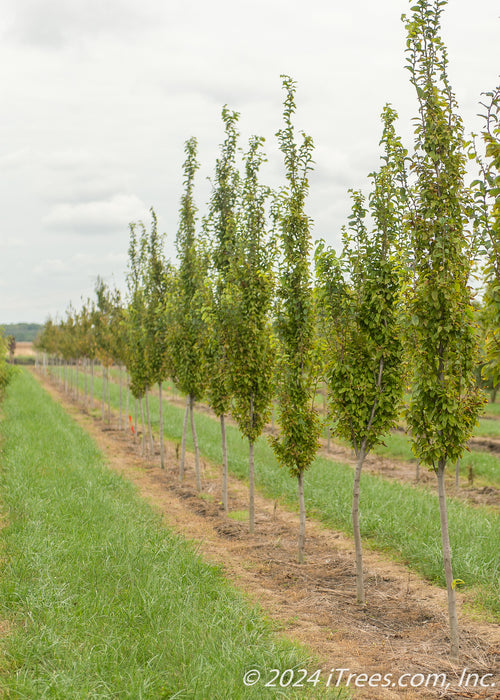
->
[[0, 0, 498, 323]]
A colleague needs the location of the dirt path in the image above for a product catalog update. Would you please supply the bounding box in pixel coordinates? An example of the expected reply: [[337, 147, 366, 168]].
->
[[34, 370, 500, 699]]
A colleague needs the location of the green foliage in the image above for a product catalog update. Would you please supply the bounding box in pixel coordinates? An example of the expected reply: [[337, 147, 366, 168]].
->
[[204, 107, 241, 416], [0, 333, 13, 400], [168, 138, 207, 400], [315, 105, 407, 456], [471, 88, 500, 386], [223, 135, 276, 442], [271, 76, 321, 477], [402, 0, 484, 468], [125, 222, 150, 398], [92, 277, 115, 367], [142, 208, 171, 386]]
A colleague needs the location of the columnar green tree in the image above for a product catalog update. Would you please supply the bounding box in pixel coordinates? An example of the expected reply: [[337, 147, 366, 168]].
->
[[168, 138, 207, 490], [403, 0, 484, 660], [93, 278, 116, 423], [205, 107, 241, 510], [316, 105, 407, 604], [126, 222, 150, 455], [224, 136, 275, 532], [142, 208, 171, 465], [271, 76, 321, 563], [471, 88, 500, 388]]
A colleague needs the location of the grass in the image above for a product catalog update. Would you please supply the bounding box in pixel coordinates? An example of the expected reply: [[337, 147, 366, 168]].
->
[[0, 370, 346, 699], [50, 366, 500, 621], [374, 432, 500, 487]]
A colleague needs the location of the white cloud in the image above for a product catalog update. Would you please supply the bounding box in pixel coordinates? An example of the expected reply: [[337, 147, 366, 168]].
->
[[43, 194, 150, 235], [34, 258, 70, 277]]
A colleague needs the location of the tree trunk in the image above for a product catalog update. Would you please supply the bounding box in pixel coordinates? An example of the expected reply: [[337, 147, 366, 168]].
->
[[145, 390, 154, 455], [84, 358, 88, 408], [352, 446, 366, 604], [134, 397, 138, 444], [437, 459, 459, 661], [106, 367, 111, 424], [101, 365, 106, 421], [119, 365, 123, 430], [416, 459, 420, 483], [126, 379, 130, 433], [90, 360, 94, 410], [298, 469, 306, 564], [221, 414, 228, 513], [189, 395, 202, 491], [455, 458, 460, 490], [158, 382, 165, 469], [179, 396, 189, 483], [249, 438, 255, 534], [140, 398, 146, 457]]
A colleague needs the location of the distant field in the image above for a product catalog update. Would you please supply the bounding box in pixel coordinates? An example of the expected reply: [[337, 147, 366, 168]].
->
[[13, 341, 35, 357]]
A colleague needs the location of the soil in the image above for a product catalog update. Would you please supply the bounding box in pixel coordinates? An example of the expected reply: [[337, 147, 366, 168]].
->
[[33, 370, 500, 699]]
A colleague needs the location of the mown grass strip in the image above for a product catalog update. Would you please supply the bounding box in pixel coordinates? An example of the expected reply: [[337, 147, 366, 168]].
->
[[0, 370, 345, 699], [46, 367, 500, 619]]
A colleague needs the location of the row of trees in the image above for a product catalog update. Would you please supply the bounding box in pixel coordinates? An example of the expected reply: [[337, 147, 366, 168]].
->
[[34, 0, 499, 661]]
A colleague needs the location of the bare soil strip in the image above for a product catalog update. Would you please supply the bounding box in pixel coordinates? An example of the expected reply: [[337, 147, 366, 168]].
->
[[33, 370, 500, 699]]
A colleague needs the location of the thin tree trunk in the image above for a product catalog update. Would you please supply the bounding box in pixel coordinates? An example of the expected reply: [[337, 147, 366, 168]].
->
[[101, 365, 106, 421], [106, 367, 111, 424], [158, 382, 164, 469], [327, 428, 331, 452], [352, 446, 366, 604], [75, 362, 79, 400], [179, 396, 189, 483], [119, 365, 123, 430], [437, 459, 459, 661], [90, 360, 94, 410], [455, 458, 460, 490], [298, 469, 306, 564], [221, 414, 228, 513], [249, 438, 255, 534], [189, 394, 202, 491], [84, 358, 88, 409], [140, 398, 146, 457], [145, 390, 154, 454], [126, 379, 130, 434], [416, 459, 420, 483], [134, 397, 138, 444]]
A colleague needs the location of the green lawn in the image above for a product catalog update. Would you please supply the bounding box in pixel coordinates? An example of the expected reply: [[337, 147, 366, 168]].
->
[[54, 366, 500, 622], [0, 370, 343, 699]]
